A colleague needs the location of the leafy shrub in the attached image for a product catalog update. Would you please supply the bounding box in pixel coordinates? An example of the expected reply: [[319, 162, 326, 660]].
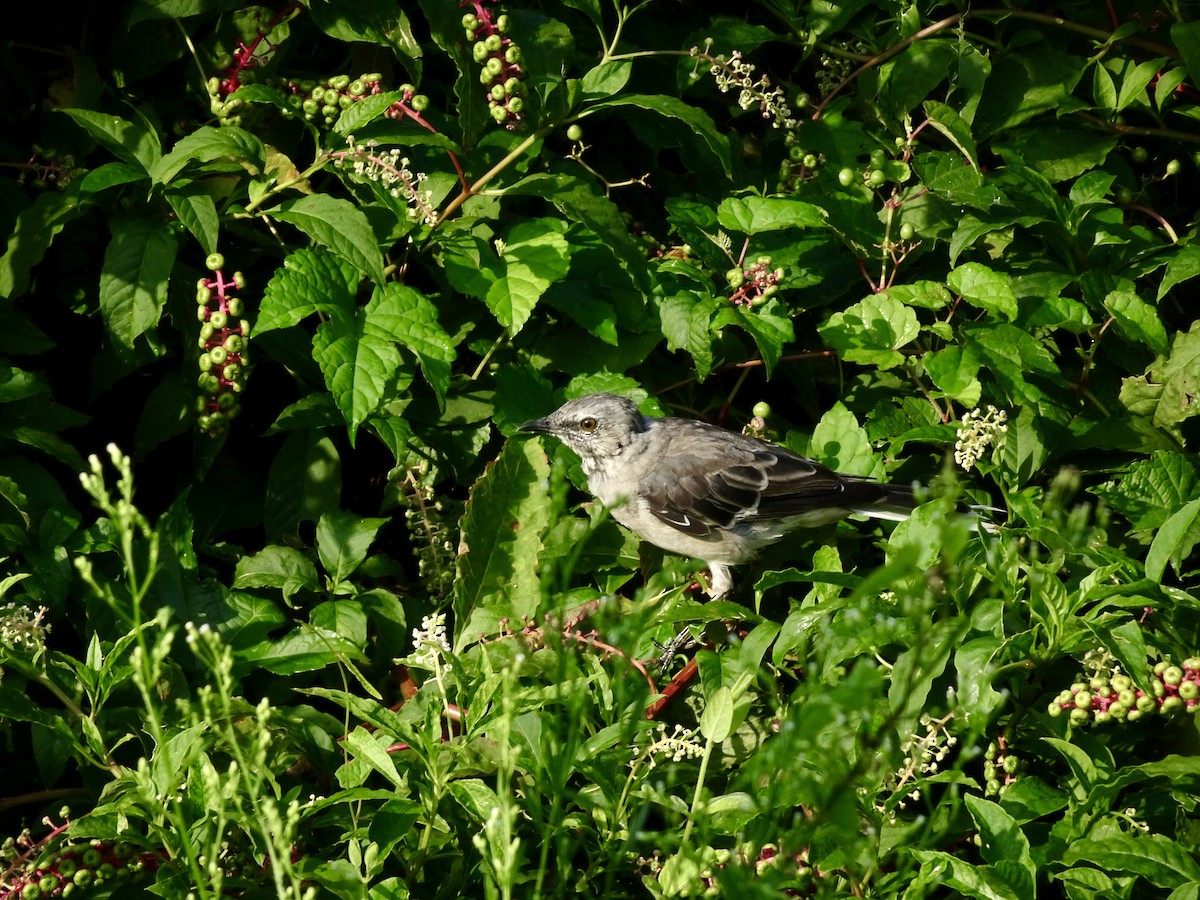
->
[[1, 0, 1199, 897]]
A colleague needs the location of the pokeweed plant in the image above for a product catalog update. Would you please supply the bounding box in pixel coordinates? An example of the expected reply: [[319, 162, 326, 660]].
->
[[0, 0, 1199, 897]]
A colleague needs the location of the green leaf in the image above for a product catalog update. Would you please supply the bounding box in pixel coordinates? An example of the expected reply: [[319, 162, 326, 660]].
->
[[333, 91, 405, 136], [1146, 499, 1200, 582], [819, 292, 920, 368], [1004, 127, 1117, 182], [164, 183, 219, 255], [152, 125, 266, 184], [1158, 244, 1200, 301], [0, 190, 87, 300], [317, 510, 389, 586], [712, 300, 794, 377], [373, 283, 456, 408], [715, 196, 825, 234], [909, 850, 1023, 900], [700, 684, 735, 742], [965, 795, 1035, 895], [453, 438, 552, 649], [924, 344, 983, 405], [809, 403, 879, 477], [258, 247, 361, 333], [265, 430, 342, 540], [233, 546, 320, 602], [948, 262, 1018, 321], [1063, 832, 1200, 889], [590, 94, 732, 178], [1091, 451, 1200, 539], [924, 100, 979, 171], [271, 194, 385, 284], [580, 59, 632, 98], [1119, 321, 1200, 442], [658, 292, 718, 381], [1172, 21, 1200, 86], [98, 214, 179, 354], [968, 323, 1060, 404], [485, 219, 572, 335], [342, 727, 405, 789], [1104, 289, 1169, 356], [59, 109, 161, 172]]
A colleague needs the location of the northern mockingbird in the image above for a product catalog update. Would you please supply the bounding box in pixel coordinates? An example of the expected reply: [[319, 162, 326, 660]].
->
[[519, 393, 920, 597]]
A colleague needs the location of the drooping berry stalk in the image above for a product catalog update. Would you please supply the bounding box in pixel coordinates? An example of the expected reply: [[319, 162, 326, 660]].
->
[[195, 254, 251, 436], [462, 0, 527, 129]]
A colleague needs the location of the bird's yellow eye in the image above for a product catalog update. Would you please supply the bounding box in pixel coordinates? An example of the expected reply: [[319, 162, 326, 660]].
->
[[579, 416, 598, 432]]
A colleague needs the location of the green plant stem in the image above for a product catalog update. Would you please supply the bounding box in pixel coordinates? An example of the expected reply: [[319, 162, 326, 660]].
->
[[681, 737, 715, 846]]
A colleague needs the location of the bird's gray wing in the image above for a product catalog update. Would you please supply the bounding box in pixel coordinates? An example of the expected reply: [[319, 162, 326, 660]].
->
[[638, 421, 863, 536]]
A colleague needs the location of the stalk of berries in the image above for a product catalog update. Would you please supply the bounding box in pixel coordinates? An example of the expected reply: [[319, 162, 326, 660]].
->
[[283, 73, 432, 130], [725, 255, 784, 307], [1, 817, 158, 900], [195, 253, 251, 436], [1048, 658, 1200, 726], [461, 1, 526, 128], [982, 739, 1021, 797]]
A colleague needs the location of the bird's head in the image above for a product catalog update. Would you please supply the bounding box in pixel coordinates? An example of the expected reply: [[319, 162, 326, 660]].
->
[[518, 393, 646, 466]]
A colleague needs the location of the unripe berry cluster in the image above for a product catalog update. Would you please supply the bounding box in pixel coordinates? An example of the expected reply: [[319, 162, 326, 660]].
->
[[982, 740, 1021, 797], [396, 463, 462, 596], [195, 254, 251, 436], [284, 73, 432, 130], [725, 255, 784, 307], [779, 130, 820, 191], [1, 822, 157, 900], [462, 1, 526, 128], [1048, 658, 1200, 726]]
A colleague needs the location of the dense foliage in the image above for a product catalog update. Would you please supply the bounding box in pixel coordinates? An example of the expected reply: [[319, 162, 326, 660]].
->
[[2, 0, 1200, 897]]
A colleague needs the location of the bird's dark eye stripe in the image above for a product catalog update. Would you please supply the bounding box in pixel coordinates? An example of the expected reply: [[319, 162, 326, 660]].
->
[[579, 416, 598, 432]]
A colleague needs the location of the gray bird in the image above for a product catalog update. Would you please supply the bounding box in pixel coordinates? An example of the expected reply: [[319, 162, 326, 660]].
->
[[519, 393, 918, 596]]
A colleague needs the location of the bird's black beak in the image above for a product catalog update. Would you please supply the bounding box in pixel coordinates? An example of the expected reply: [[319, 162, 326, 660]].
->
[[517, 416, 552, 434]]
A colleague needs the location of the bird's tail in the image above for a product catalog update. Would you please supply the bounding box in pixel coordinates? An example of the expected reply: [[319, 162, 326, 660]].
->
[[851, 483, 1001, 532]]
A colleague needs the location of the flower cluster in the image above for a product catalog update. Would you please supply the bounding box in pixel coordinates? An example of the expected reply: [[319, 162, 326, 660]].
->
[[1048, 658, 1200, 725], [880, 712, 958, 815], [982, 739, 1021, 797], [640, 723, 705, 769], [1, 816, 158, 900], [195, 254, 251, 436], [15, 148, 81, 189], [333, 136, 437, 226], [814, 39, 871, 97], [954, 405, 1008, 470], [408, 612, 453, 673], [462, 1, 526, 128], [696, 46, 798, 131], [0, 602, 48, 659], [725, 255, 784, 307]]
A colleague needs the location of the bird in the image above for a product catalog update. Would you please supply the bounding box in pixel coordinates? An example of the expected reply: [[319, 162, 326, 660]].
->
[[518, 393, 922, 597]]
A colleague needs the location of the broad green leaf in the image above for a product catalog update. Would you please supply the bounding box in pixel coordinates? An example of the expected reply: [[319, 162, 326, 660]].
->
[[715, 196, 825, 234], [265, 430, 342, 540], [258, 247, 361, 333], [1173, 20, 1200, 86], [948, 262, 1018, 321], [165, 183, 219, 255], [0, 190, 86, 300], [152, 125, 266, 184], [1063, 832, 1200, 889], [579, 59, 631, 98], [1090, 451, 1200, 539], [1104, 289, 1169, 356], [1005, 127, 1116, 182], [965, 794, 1035, 894], [342, 727, 404, 789], [313, 290, 415, 440], [484, 219, 572, 335], [916, 151, 1005, 209], [712, 300, 794, 377], [809, 403, 878, 477], [98, 214, 178, 354], [924, 345, 982, 405], [924, 100, 979, 171], [1119, 321, 1200, 442], [1146, 499, 1200, 582], [819, 292, 919, 368], [883, 280, 953, 310], [590, 94, 732, 177], [272, 194, 385, 284], [372, 283, 456, 408], [658, 292, 718, 381], [969, 323, 1060, 404], [240, 624, 364, 674], [909, 850, 1023, 900], [78, 162, 147, 194], [453, 438, 552, 649], [700, 684, 735, 742], [1157, 244, 1200, 301], [60, 108, 161, 172], [333, 91, 405, 136], [317, 510, 388, 586], [233, 545, 320, 601]]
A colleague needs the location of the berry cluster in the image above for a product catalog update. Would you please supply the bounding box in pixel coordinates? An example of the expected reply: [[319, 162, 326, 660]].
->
[[1, 822, 157, 899], [779, 132, 821, 191], [396, 463, 461, 596], [462, 1, 526, 128], [725, 255, 784, 307], [982, 740, 1021, 797], [284, 73, 431, 130], [1048, 659, 1200, 726], [195, 254, 251, 436]]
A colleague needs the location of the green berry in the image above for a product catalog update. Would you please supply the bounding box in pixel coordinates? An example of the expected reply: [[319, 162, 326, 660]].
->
[[837, 167, 855, 187], [1164, 666, 1184, 686], [802, 153, 818, 168], [491, 104, 509, 122], [1073, 690, 1093, 709], [302, 98, 319, 116], [331, 74, 350, 91], [752, 401, 771, 419], [507, 97, 523, 114], [205, 252, 225, 271], [491, 84, 506, 101], [899, 223, 915, 241], [348, 80, 365, 96], [462, 13, 479, 29], [199, 353, 212, 372], [473, 42, 490, 63], [410, 94, 429, 112], [505, 45, 522, 64], [868, 169, 886, 187], [1166, 159, 1182, 176], [726, 268, 745, 289], [1180, 681, 1199, 700], [869, 149, 885, 168], [209, 311, 228, 329], [362, 73, 382, 84], [567, 123, 583, 141], [496, 14, 509, 32], [209, 346, 228, 366], [226, 297, 243, 316], [224, 334, 243, 353], [1117, 186, 1134, 205], [486, 57, 504, 77], [484, 33, 503, 52], [1131, 146, 1148, 164]]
